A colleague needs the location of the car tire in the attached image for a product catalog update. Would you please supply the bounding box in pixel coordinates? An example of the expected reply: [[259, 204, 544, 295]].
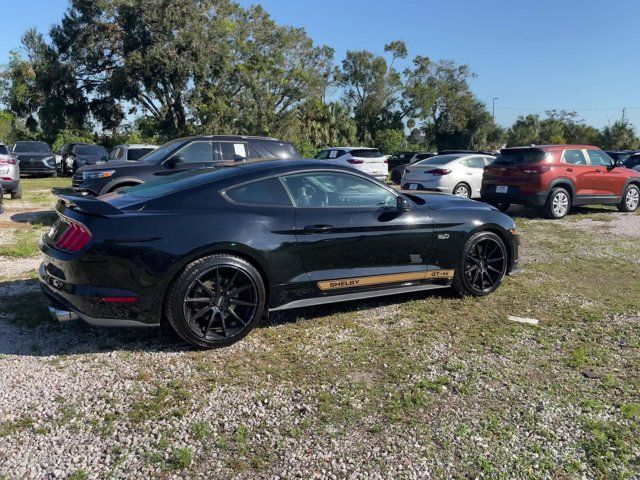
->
[[452, 231, 508, 296], [10, 184, 22, 200], [453, 183, 471, 198], [542, 187, 571, 219], [391, 170, 402, 185], [617, 184, 640, 212], [165, 254, 266, 348]]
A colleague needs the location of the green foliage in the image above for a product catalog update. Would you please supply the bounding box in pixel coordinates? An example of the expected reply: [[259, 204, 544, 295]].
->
[[51, 129, 94, 152], [601, 119, 639, 150], [374, 128, 405, 154]]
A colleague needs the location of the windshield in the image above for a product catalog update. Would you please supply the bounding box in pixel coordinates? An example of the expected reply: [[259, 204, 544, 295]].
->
[[77, 145, 108, 156], [141, 139, 188, 164], [494, 148, 546, 165], [0, 145, 9, 155], [415, 154, 462, 165], [13, 141, 51, 153], [128, 148, 156, 161]]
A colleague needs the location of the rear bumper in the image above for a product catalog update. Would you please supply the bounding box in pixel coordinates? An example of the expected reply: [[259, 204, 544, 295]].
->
[[20, 166, 56, 175], [402, 182, 449, 193], [39, 261, 160, 327], [481, 185, 547, 207], [0, 179, 19, 191]]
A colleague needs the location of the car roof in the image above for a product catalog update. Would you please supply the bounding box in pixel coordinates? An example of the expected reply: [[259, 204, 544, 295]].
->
[[174, 135, 286, 142], [322, 147, 379, 151], [504, 144, 600, 151], [121, 144, 158, 148]]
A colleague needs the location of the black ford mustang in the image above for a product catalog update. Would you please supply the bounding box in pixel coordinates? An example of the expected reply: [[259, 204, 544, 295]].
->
[[40, 159, 520, 347]]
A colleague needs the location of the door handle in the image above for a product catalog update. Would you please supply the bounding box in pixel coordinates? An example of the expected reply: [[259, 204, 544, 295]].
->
[[566, 168, 573, 172], [595, 169, 603, 173], [303, 224, 334, 234], [466, 172, 473, 175]]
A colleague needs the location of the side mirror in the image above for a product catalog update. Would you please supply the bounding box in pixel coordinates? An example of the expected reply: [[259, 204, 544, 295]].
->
[[396, 196, 410, 211], [166, 156, 184, 169]]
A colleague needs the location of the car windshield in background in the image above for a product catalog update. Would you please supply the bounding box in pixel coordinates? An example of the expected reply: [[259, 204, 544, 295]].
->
[[124, 166, 237, 198], [128, 148, 156, 161], [77, 145, 108, 156], [142, 139, 188, 164], [349, 149, 383, 158], [0, 145, 9, 155], [13, 141, 51, 153], [415, 154, 462, 165], [494, 149, 546, 165]]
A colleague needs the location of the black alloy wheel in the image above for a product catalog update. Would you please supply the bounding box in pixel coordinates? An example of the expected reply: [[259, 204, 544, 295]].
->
[[453, 231, 507, 296], [166, 255, 266, 347]]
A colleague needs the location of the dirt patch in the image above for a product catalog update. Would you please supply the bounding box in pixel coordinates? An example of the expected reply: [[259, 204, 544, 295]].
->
[[0, 257, 41, 279], [563, 213, 640, 238]]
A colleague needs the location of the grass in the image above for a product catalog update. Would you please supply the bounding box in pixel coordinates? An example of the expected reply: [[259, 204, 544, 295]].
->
[[1, 179, 639, 477]]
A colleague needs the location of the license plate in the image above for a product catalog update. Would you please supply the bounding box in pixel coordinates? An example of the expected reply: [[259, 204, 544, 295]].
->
[[496, 185, 508, 193], [409, 184, 418, 190]]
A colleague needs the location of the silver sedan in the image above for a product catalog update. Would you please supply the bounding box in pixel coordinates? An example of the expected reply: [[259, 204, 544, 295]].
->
[[0, 143, 21, 199], [401, 153, 495, 198]]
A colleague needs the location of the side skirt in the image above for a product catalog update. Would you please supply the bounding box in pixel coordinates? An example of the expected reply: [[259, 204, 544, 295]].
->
[[269, 282, 450, 312]]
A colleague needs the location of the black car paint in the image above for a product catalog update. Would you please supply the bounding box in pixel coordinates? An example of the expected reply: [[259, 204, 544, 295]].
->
[[11, 141, 56, 175], [73, 136, 301, 196], [40, 159, 519, 327]]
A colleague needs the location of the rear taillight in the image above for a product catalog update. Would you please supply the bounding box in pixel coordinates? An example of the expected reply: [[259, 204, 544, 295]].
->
[[0, 156, 17, 165], [55, 221, 92, 252], [383, 158, 388, 163], [520, 164, 551, 174], [347, 159, 364, 164], [425, 168, 451, 176]]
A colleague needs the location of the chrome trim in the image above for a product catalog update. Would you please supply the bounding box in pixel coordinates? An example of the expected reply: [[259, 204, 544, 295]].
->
[[48, 306, 78, 322]]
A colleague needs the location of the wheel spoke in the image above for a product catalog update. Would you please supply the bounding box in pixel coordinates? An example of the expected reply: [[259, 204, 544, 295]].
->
[[229, 284, 251, 296], [185, 297, 209, 303], [487, 265, 502, 274], [203, 311, 216, 337], [229, 298, 256, 307], [224, 267, 240, 292], [220, 315, 228, 338], [188, 305, 211, 323], [196, 279, 214, 297], [226, 308, 247, 327]]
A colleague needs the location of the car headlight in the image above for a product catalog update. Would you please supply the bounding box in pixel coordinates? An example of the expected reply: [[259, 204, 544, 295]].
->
[[82, 170, 116, 180], [42, 156, 55, 167]]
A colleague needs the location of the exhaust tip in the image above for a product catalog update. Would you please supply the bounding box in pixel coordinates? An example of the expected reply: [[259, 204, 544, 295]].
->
[[48, 306, 78, 322]]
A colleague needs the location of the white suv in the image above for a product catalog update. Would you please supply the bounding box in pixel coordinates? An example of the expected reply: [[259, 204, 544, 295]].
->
[[314, 147, 388, 181]]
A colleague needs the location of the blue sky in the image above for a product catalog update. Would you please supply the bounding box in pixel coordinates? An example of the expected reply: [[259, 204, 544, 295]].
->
[[2, 0, 640, 130]]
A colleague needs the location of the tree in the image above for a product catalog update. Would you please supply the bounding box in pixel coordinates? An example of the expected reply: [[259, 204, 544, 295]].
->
[[601, 119, 639, 150], [337, 42, 406, 143], [375, 128, 405, 154]]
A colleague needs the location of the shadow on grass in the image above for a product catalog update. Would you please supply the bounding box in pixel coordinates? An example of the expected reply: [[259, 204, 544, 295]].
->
[[0, 278, 453, 357], [505, 204, 618, 220], [10, 210, 58, 226]]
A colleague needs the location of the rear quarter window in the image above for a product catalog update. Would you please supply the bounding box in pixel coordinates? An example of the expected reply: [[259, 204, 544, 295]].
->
[[495, 149, 546, 165], [224, 178, 291, 207], [349, 149, 383, 158]]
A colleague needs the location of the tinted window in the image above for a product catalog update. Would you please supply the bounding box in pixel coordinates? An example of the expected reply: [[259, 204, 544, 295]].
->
[[248, 140, 299, 159], [225, 178, 291, 206], [415, 153, 434, 160], [173, 141, 214, 164], [13, 141, 51, 153], [142, 139, 187, 164], [108, 148, 120, 160], [563, 149, 587, 165], [349, 149, 383, 158], [0, 145, 9, 155], [315, 150, 331, 160], [494, 149, 546, 165], [416, 154, 462, 165], [282, 171, 396, 208], [76, 145, 108, 156], [587, 150, 613, 166], [624, 155, 640, 168], [127, 148, 155, 161], [218, 142, 248, 161]]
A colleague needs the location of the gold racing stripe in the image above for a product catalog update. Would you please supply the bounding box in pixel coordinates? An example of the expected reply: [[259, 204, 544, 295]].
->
[[317, 270, 455, 291]]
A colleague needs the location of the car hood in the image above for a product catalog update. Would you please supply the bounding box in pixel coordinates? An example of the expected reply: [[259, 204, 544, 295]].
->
[[78, 161, 138, 172], [405, 192, 496, 211], [77, 154, 108, 163]]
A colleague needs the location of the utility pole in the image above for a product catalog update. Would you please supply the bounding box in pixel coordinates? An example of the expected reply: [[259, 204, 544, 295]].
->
[[492, 97, 499, 119], [621, 107, 626, 122]]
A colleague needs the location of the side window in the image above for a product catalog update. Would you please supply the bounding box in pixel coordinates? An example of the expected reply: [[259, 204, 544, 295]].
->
[[217, 142, 248, 161], [484, 157, 495, 166], [315, 150, 330, 160], [587, 150, 613, 166], [563, 149, 587, 165], [225, 177, 291, 207], [172, 141, 214, 164], [108, 148, 118, 160], [467, 157, 486, 169], [281, 171, 397, 208]]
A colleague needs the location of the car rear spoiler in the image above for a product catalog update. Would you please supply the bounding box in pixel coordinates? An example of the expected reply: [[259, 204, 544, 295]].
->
[[52, 187, 122, 216]]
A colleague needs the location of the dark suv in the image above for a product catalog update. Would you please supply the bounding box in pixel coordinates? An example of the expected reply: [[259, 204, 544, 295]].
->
[[73, 136, 300, 195]]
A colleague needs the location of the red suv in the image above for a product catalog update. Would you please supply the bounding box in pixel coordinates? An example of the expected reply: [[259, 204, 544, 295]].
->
[[481, 145, 640, 218]]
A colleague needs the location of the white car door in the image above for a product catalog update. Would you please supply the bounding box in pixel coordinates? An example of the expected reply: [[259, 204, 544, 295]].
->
[[465, 156, 488, 198]]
